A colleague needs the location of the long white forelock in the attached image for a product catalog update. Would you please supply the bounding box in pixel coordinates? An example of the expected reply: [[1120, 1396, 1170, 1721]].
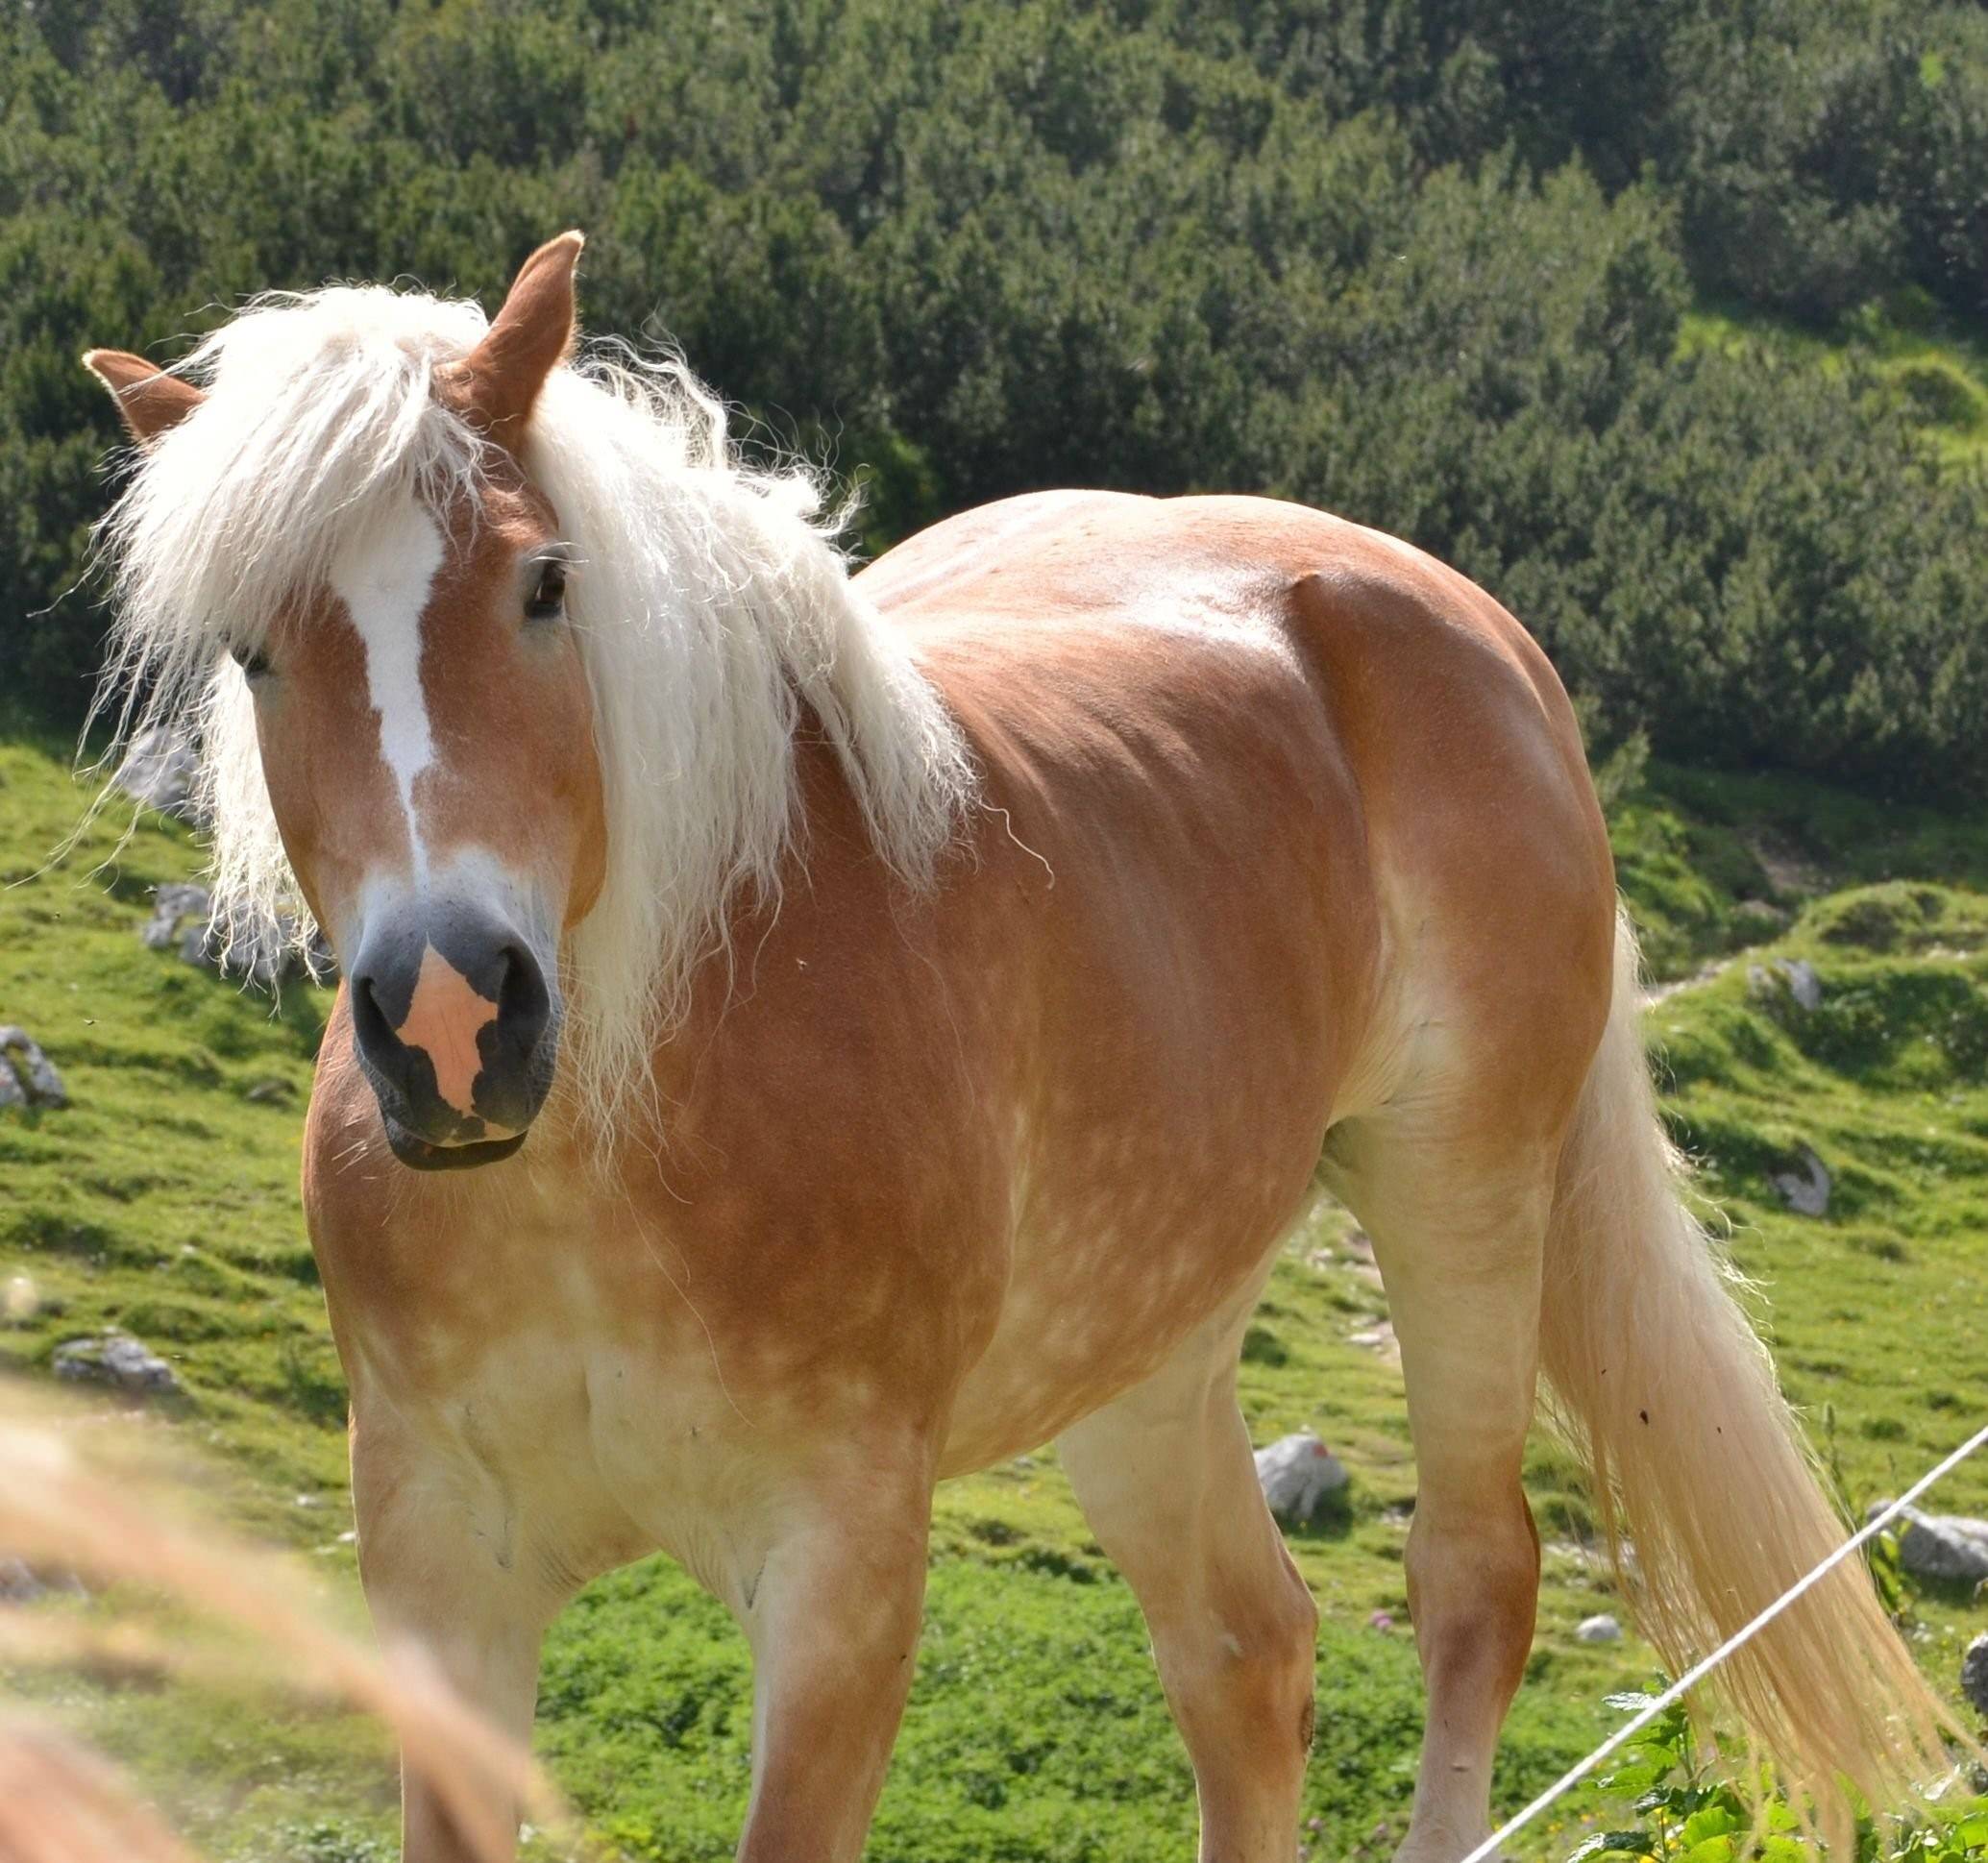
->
[[87, 286, 496, 973], [89, 282, 977, 1140]]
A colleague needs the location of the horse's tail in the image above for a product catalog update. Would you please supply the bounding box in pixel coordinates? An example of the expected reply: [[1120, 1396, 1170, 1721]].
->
[[1537, 909, 1953, 1828]]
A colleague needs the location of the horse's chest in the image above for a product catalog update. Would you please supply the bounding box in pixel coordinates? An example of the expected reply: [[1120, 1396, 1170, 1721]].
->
[[343, 1273, 801, 1605], [318, 1173, 778, 1593]]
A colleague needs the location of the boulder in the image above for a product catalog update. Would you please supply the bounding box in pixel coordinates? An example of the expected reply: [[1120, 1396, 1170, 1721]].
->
[[1962, 1635, 1988, 1719], [142, 884, 333, 990], [0, 1557, 86, 1604], [52, 1332, 182, 1397], [142, 881, 214, 956], [0, 1027, 67, 1110], [1747, 957, 1823, 1015], [1771, 1146, 1831, 1217], [113, 725, 199, 817], [1869, 1502, 1988, 1584], [1255, 1433, 1350, 1525], [1576, 1613, 1623, 1644]]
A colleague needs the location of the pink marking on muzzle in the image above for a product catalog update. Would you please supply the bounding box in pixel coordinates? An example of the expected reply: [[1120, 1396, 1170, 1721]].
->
[[394, 945, 499, 1119]]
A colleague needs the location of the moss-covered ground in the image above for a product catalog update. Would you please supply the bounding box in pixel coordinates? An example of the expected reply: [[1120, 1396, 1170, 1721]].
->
[[3, 738, 1985, 1861]]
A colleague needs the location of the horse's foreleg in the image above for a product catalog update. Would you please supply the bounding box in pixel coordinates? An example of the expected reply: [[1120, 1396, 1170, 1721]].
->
[[1058, 1306, 1319, 1863], [351, 1416, 554, 1863], [733, 1459, 935, 1863], [1324, 1120, 1551, 1863]]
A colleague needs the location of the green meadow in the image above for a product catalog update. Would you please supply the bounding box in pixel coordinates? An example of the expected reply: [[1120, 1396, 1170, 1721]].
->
[[4, 735, 1986, 1861]]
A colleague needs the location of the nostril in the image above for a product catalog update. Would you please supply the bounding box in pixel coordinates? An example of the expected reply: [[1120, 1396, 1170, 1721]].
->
[[495, 944, 551, 1049], [350, 969, 393, 1056]]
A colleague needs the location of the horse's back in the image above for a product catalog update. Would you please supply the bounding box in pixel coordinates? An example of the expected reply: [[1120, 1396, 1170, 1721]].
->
[[862, 490, 1612, 1106]]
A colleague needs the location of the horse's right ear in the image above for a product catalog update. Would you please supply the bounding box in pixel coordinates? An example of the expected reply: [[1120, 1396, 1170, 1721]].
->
[[445, 230, 585, 442], [83, 350, 207, 444]]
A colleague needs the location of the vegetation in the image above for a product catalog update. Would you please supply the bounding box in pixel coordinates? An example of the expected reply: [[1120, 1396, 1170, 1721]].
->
[[7, 2, 1988, 1854], [4, 735, 1986, 1858], [1568, 1689, 1988, 1863], [7, 0, 1988, 796]]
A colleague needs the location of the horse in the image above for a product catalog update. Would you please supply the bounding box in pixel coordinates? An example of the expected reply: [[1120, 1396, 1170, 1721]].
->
[[82, 233, 1949, 1863]]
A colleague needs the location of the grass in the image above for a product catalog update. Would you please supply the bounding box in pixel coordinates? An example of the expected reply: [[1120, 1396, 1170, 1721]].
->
[[1680, 289, 1988, 469], [3, 736, 1987, 1861]]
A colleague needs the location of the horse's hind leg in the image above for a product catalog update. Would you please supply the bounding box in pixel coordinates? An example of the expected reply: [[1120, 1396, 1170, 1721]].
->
[[1059, 1302, 1319, 1863], [1321, 1115, 1554, 1863]]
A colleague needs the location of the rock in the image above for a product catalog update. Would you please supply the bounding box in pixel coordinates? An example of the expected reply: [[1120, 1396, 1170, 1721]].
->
[[0, 1557, 86, 1604], [142, 884, 333, 990], [1576, 1613, 1623, 1644], [1255, 1433, 1350, 1525], [142, 881, 213, 952], [1747, 957, 1823, 1014], [3, 1272, 39, 1321], [0, 1027, 67, 1110], [1962, 1635, 1988, 1718], [114, 725, 199, 817], [52, 1332, 182, 1397], [1869, 1502, 1988, 1584], [1772, 1146, 1831, 1217]]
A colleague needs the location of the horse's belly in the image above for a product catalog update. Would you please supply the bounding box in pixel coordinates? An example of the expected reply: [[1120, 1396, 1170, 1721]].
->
[[937, 1114, 1326, 1476]]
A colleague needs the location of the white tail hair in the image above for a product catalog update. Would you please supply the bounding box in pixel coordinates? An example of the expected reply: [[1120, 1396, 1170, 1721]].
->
[[86, 282, 976, 1140], [1539, 911, 1956, 1839]]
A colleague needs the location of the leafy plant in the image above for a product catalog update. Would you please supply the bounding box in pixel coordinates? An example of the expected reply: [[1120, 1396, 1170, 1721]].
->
[[1566, 1686, 1988, 1863]]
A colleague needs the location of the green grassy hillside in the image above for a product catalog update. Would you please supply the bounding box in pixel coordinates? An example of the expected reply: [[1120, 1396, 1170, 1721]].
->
[[4, 738, 1987, 1862]]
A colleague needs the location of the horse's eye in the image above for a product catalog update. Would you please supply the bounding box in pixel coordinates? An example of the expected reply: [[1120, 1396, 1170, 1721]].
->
[[525, 559, 567, 623], [230, 641, 272, 680]]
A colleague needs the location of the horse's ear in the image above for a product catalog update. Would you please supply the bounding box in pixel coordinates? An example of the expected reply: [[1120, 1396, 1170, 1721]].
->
[[448, 230, 585, 441], [83, 349, 207, 444]]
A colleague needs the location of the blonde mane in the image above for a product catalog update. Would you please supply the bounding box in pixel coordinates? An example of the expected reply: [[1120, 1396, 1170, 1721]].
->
[[89, 282, 976, 1139]]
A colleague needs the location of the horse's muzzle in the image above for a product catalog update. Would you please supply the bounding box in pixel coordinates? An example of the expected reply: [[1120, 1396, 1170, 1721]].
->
[[348, 904, 559, 1168]]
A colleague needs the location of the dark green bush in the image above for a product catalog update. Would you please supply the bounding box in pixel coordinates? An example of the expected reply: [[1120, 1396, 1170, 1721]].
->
[[5, 0, 1987, 798]]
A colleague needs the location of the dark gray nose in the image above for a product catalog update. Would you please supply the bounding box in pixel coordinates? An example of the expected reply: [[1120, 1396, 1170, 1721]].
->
[[349, 909, 556, 1163]]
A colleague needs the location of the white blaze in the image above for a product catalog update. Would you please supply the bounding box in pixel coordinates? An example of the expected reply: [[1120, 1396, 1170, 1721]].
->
[[331, 496, 445, 870]]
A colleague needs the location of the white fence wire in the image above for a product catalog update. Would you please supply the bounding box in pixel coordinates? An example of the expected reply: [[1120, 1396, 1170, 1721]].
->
[[1459, 1417, 1988, 1863]]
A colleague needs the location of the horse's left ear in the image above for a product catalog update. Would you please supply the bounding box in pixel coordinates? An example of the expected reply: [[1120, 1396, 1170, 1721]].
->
[[447, 230, 585, 440], [82, 349, 207, 445]]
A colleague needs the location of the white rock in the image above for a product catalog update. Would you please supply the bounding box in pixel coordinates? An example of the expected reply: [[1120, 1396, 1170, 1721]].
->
[[1254, 1433, 1349, 1525], [0, 1027, 67, 1110], [1871, 1503, 1988, 1584], [1776, 959, 1823, 1012], [1576, 1613, 1623, 1643], [0, 1557, 86, 1603], [141, 884, 331, 989], [1961, 1634, 1988, 1717], [1771, 1146, 1831, 1217], [52, 1332, 182, 1396], [114, 725, 199, 817], [2, 1273, 37, 1321], [142, 882, 213, 952]]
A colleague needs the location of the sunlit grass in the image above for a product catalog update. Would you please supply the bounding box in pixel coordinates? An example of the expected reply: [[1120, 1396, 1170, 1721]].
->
[[3, 739, 1985, 1859]]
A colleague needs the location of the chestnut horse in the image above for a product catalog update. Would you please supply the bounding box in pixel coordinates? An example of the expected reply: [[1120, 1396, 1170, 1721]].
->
[[84, 234, 1946, 1863]]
